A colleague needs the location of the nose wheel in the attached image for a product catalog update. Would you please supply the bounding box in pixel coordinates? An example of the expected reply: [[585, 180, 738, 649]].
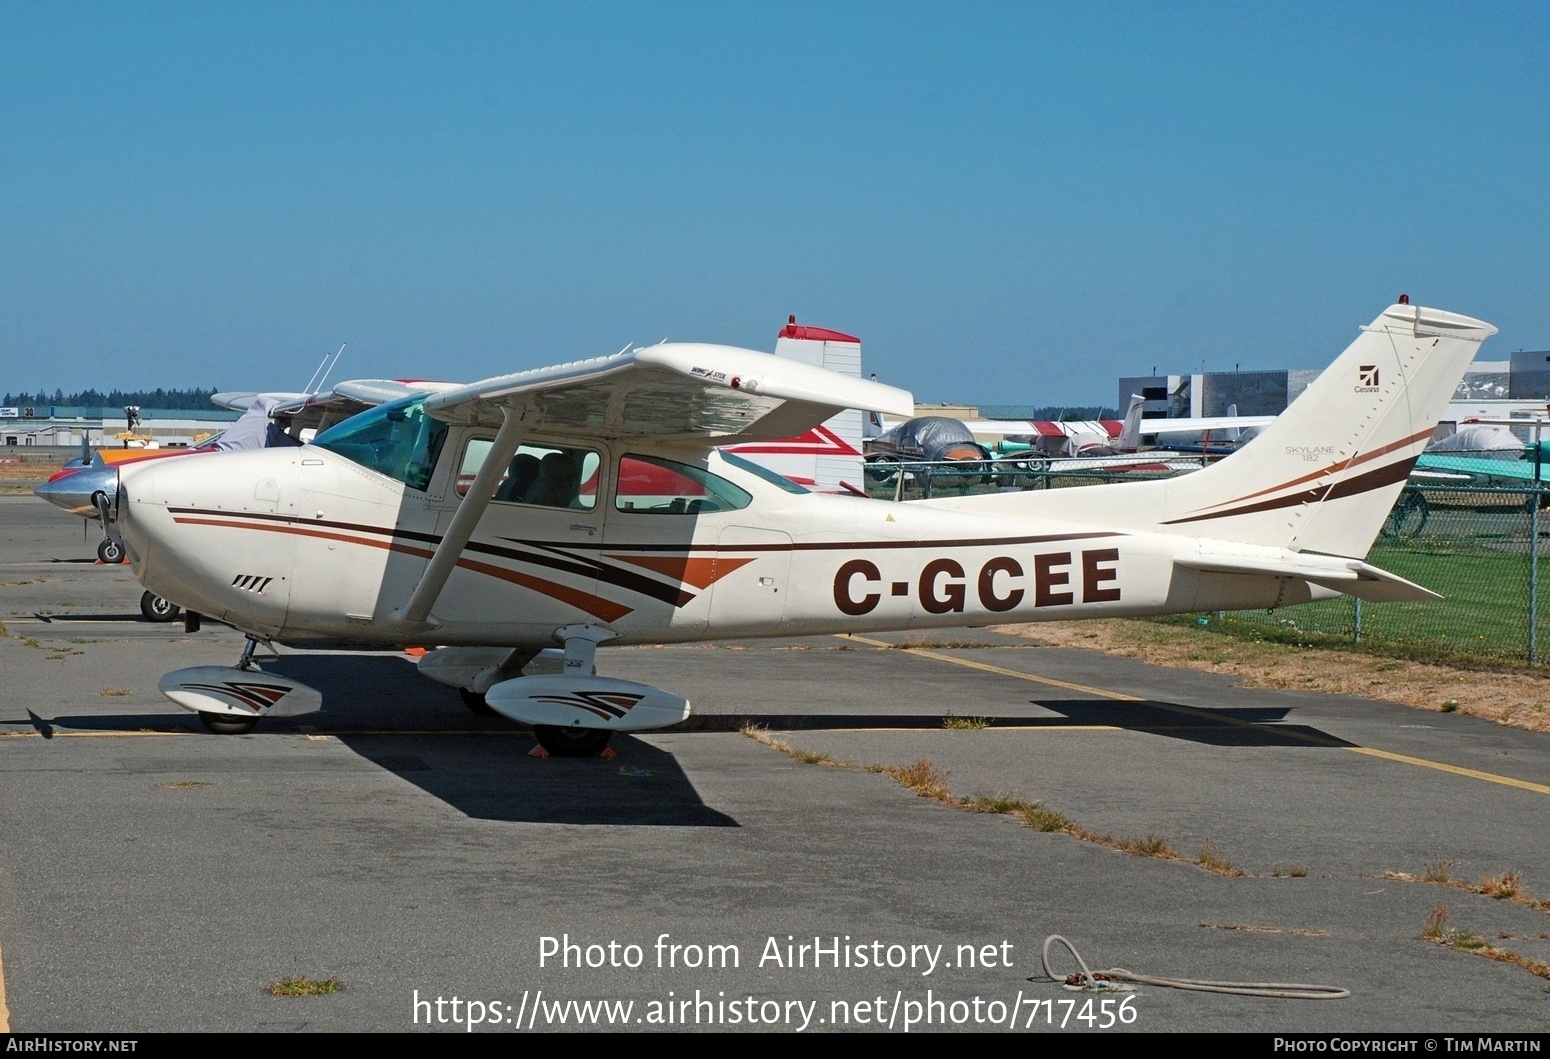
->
[[97, 537, 124, 564], [139, 590, 181, 623]]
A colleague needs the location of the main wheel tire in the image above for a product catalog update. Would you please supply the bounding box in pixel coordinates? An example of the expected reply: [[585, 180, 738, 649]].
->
[[139, 590, 181, 623], [199, 712, 258, 735], [533, 724, 612, 757], [459, 687, 499, 717], [98, 537, 124, 564]]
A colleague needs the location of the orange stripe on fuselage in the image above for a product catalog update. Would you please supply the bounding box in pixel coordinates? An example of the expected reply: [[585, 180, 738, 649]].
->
[[606, 553, 755, 589]]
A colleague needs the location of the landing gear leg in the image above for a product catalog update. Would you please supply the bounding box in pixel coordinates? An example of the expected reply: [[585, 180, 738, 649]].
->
[[460, 647, 540, 716], [530, 626, 620, 756]]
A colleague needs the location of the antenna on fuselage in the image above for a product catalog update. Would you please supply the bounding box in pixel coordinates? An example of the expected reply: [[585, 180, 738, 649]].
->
[[311, 343, 347, 395]]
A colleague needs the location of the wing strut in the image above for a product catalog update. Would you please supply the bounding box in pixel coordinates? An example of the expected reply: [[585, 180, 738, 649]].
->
[[396, 406, 526, 625]]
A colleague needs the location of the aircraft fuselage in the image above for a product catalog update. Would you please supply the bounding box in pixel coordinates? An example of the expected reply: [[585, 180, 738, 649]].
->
[[116, 429, 1328, 649]]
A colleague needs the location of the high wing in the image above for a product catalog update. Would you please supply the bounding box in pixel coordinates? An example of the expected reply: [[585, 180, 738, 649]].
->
[[388, 343, 912, 627], [423, 343, 913, 442]]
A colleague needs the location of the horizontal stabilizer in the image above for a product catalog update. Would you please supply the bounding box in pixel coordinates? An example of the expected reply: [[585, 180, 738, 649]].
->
[[1174, 555, 1441, 602]]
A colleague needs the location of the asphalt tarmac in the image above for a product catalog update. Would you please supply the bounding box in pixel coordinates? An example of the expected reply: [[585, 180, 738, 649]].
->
[[1, 495, 1548, 1035]]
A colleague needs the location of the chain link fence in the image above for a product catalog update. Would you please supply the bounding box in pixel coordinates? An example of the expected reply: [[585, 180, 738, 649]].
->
[[866, 457, 1550, 666]]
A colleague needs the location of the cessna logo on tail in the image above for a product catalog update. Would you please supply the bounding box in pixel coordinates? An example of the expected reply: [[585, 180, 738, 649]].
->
[[1357, 365, 1380, 392]]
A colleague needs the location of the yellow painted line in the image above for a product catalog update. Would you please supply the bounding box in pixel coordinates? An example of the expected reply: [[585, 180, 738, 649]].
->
[[844, 635, 1144, 701], [0, 728, 540, 739], [842, 635, 1550, 797], [1347, 746, 1550, 795], [0, 731, 197, 739], [0, 927, 8, 1032]]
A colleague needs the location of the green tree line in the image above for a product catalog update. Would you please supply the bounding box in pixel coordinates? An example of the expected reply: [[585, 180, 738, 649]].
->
[[1, 387, 221, 411]]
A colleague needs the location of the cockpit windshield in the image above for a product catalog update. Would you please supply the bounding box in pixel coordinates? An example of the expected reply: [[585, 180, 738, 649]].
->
[[311, 396, 448, 491]]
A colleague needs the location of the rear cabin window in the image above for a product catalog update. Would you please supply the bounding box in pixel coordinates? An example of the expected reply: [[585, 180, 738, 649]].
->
[[614, 454, 751, 514], [456, 437, 599, 510]]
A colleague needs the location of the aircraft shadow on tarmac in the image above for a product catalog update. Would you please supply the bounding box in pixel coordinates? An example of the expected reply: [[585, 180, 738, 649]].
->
[[14, 652, 1339, 827], [21, 646, 739, 828], [697, 701, 1352, 749]]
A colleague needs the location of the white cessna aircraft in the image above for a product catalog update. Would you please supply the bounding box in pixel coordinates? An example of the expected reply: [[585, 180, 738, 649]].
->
[[112, 300, 1494, 755]]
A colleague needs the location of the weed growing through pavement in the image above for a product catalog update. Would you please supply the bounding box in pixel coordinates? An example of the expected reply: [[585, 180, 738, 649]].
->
[[1422, 906, 1550, 979], [739, 731, 1247, 875], [268, 977, 340, 997]]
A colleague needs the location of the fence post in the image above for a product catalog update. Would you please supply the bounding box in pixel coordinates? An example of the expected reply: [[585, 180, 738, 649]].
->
[[1532, 423, 1543, 665], [1353, 596, 1362, 646]]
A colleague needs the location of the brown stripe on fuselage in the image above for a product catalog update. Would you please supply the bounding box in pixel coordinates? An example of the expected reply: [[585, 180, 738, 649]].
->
[[1174, 428, 1433, 517], [171, 515, 632, 623], [1162, 456, 1418, 526]]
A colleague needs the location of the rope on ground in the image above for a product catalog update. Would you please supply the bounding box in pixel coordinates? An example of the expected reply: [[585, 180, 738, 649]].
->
[[1041, 935, 1350, 1000]]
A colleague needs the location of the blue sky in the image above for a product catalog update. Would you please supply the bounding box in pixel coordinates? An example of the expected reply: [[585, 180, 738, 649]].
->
[[4, 2, 1547, 406]]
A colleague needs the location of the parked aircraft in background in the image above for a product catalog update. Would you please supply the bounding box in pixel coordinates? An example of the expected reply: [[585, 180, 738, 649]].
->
[[1412, 418, 1550, 487], [105, 300, 1494, 757], [864, 416, 993, 481], [33, 382, 439, 567]]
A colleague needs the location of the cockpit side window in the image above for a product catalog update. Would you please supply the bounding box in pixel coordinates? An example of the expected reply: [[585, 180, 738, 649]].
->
[[312, 396, 448, 492], [615, 454, 751, 514], [455, 437, 599, 509]]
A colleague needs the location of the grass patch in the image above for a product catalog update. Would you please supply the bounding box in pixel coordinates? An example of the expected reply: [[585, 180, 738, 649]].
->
[[1155, 528, 1550, 669], [1202, 923, 1330, 937], [1478, 871, 1523, 900], [268, 976, 340, 997], [740, 728, 1245, 875], [158, 781, 207, 790], [885, 758, 954, 802], [1424, 859, 1458, 884], [1108, 832, 1177, 858], [1422, 907, 1550, 979], [961, 794, 1073, 833], [98, 688, 132, 697], [1271, 864, 1309, 878], [942, 712, 989, 730], [69, 638, 97, 644], [738, 723, 842, 767], [0, 620, 7, 637], [1196, 840, 1243, 876], [1390, 864, 1549, 913]]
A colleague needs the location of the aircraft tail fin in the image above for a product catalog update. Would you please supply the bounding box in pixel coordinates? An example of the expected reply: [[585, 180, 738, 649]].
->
[[934, 302, 1496, 559], [1115, 394, 1145, 451], [723, 318, 865, 492], [1145, 302, 1496, 555]]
